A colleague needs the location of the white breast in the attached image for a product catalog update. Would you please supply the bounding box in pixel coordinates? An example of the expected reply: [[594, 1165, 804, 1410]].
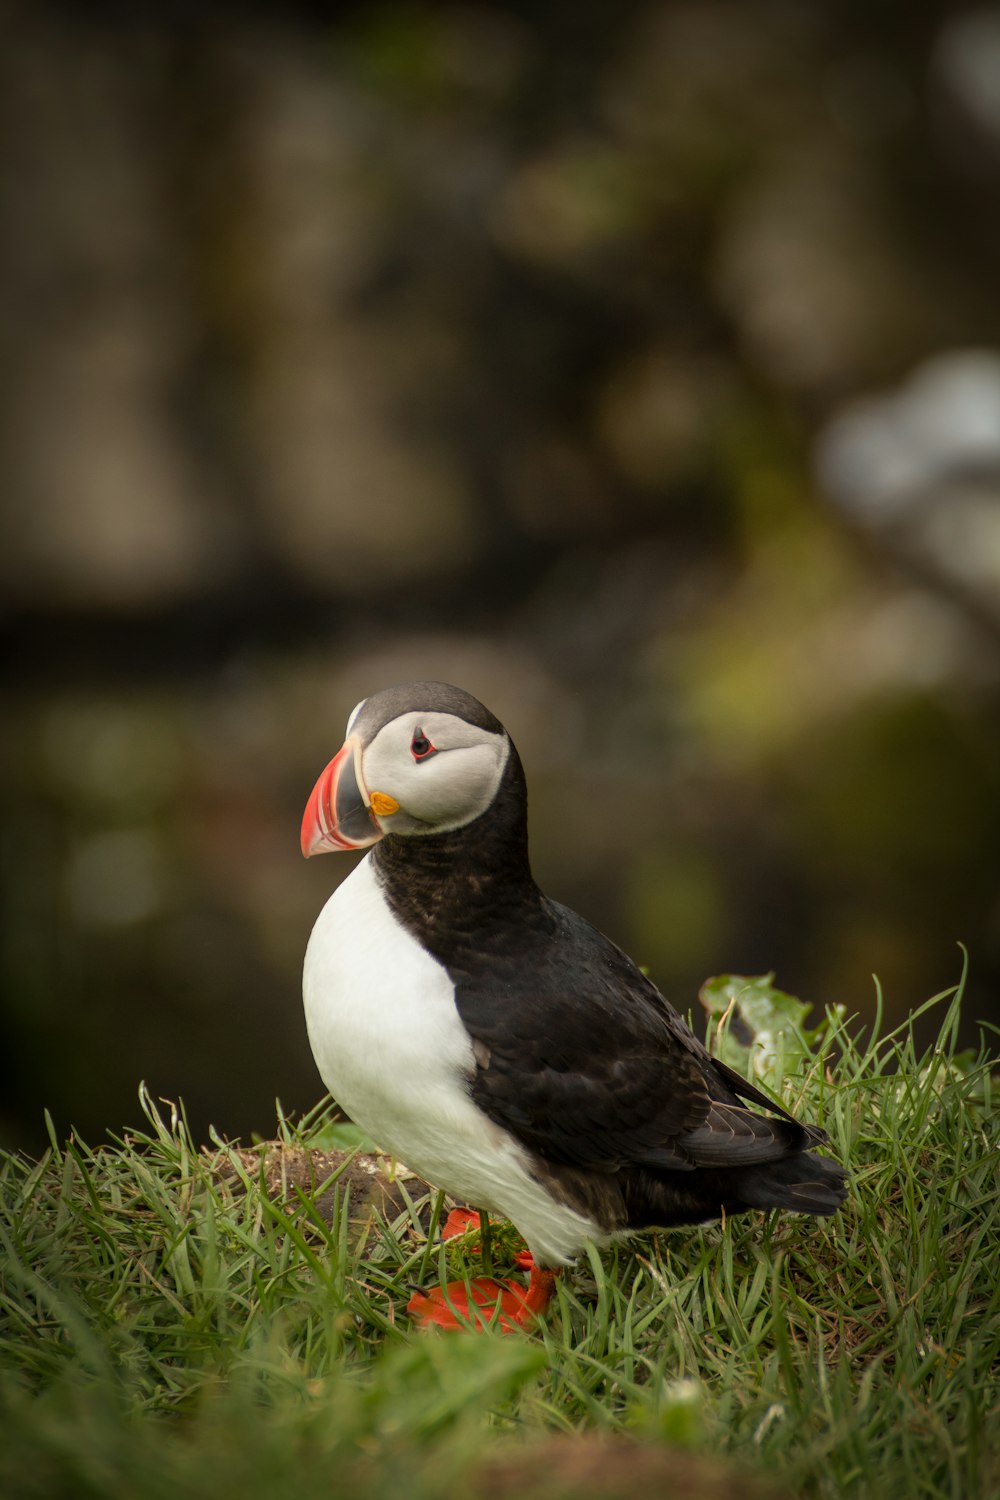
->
[[302, 855, 600, 1265]]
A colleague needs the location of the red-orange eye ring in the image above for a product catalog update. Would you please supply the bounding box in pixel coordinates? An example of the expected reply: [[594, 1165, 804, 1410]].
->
[[410, 728, 437, 761]]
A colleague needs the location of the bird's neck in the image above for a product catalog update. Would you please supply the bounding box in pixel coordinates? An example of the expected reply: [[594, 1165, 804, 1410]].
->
[[370, 752, 548, 968]]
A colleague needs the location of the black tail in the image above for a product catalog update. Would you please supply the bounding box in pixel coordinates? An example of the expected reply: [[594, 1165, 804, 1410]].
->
[[729, 1148, 848, 1217], [702, 1057, 848, 1215], [623, 1146, 847, 1230]]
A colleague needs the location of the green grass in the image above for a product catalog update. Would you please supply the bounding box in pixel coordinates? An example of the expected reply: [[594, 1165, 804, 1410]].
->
[[1, 975, 997, 1499]]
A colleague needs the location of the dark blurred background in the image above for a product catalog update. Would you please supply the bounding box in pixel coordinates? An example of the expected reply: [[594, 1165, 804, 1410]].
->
[[3, 0, 1000, 1153]]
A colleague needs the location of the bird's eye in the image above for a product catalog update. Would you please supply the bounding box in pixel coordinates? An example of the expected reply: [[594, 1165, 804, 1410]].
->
[[410, 728, 437, 761]]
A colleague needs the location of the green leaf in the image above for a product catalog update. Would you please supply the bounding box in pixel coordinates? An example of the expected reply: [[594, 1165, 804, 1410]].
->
[[698, 973, 818, 1085]]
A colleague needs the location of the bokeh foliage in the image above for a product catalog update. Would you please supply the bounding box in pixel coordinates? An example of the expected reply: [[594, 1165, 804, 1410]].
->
[[2, 0, 999, 1148]]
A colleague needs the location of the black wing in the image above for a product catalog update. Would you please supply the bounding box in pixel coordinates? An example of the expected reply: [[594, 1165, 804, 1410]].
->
[[454, 902, 812, 1175]]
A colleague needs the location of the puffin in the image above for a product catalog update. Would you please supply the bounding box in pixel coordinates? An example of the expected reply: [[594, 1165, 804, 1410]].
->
[[300, 682, 846, 1330]]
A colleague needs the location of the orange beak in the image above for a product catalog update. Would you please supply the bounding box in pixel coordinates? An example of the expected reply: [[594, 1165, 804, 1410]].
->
[[300, 738, 384, 856]]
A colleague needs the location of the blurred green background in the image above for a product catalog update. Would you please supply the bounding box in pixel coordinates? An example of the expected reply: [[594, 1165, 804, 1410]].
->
[[3, 0, 1000, 1153]]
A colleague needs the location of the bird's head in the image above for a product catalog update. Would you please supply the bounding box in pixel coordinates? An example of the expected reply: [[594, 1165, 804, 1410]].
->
[[300, 682, 513, 857]]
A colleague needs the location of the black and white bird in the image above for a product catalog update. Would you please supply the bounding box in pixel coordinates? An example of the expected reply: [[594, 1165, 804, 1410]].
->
[[301, 682, 846, 1329]]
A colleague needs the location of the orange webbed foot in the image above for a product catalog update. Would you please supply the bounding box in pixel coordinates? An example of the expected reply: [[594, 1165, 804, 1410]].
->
[[407, 1265, 556, 1332], [408, 1209, 554, 1332]]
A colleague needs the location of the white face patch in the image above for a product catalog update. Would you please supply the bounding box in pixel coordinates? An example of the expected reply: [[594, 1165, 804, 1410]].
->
[[361, 710, 510, 834]]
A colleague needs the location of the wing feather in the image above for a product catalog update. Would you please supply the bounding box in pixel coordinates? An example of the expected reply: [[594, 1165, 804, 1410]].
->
[[455, 902, 806, 1175]]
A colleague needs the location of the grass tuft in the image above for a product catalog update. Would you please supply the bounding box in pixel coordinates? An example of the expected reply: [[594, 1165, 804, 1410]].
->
[[1, 978, 998, 1498]]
